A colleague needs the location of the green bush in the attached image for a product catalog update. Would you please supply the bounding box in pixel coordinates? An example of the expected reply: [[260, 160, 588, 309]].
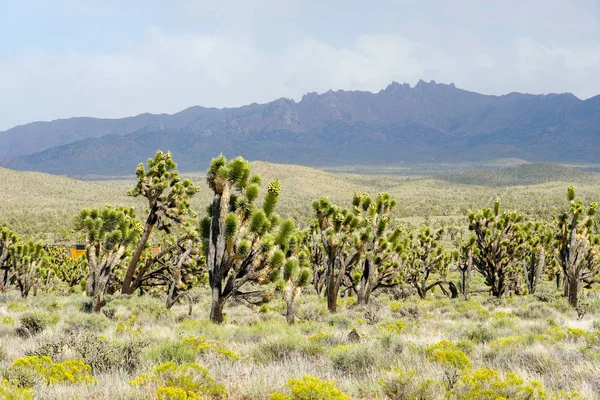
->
[[381, 368, 444, 400], [63, 312, 111, 334], [328, 344, 379, 375], [327, 314, 353, 329], [147, 341, 198, 365], [18, 312, 53, 337], [252, 335, 305, 364]]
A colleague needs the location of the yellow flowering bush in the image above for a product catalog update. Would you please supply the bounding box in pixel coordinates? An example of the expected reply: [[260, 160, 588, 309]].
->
[[129, 362, 227, 399], [454, 368, 546, 400], [9, 356, 95, 385], [270, 375, 351, 400], [0, 379, 33, 400], [182, 336, 241, 360], [381, 321, 407, 333]]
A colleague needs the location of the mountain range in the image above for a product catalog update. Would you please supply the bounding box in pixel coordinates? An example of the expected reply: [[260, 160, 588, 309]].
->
[[1, 80, 599, 175]]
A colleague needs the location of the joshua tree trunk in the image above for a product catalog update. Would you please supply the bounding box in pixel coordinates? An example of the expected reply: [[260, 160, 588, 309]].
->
[[121, 221, 154, 294], [568, 277, 579, 307], [210, 288, 226, 324]]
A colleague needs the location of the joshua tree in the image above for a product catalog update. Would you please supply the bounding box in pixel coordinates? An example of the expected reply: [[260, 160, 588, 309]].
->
[[467, 201, 527, 297], [554, 186, 600, 308], [121, 150, 199, 294], [522, 221, 553, 294], [201, 155, 293, 324], [9, 240, 48, 298], [46, 247, 87, 288], [0, 225, 18, 292], [350, 193, 405, 305], [312, 197, 363, 313], [75, 205, 142, 312], [403, 226, 454, 299], [280, 253, 311, 324], [457, 236, 474, 298]]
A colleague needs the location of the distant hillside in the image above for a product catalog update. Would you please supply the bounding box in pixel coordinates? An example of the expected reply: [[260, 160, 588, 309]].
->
[[3, 162, 600, 243], [1, 81, 599, 175], [440, 163, 599, 187]]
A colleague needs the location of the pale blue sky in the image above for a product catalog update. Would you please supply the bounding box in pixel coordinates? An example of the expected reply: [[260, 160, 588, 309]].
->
[[1, 0, 599, 130]]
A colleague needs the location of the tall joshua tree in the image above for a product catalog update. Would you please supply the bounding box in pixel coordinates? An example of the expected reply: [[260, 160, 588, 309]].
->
[[9, 240, 48, 298], [0, 225, 18, 292], [312, 197, 363, 313], [76, 205, 141, 312], [351, 193, 405, 305], [468, 201, 527, 297], [554, 186, 600, 308], [121, 150, 199, 294], [201, 155, 293, 324]]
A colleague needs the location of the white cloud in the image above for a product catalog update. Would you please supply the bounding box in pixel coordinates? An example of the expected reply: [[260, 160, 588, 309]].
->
[[0, 28, 599, 131]]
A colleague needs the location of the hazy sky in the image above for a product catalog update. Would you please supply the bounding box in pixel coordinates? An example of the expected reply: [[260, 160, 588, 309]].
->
[[1, 0, 599, 131]]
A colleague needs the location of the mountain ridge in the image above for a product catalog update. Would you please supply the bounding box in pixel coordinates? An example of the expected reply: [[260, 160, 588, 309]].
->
[[1, 80, 598, 175]]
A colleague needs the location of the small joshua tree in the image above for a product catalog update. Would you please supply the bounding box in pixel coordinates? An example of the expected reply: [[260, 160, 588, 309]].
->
[[281, 253, 311, 324], [467, 201, 528, 297], [554, 186, 600, 308], [9, 240, 48, 298], [201, 155, 293, 323], [121, 150, 199, 294], [403, 226, 454, 299], [350, 192, 405, 305], [522, 221, 553, 295], [0, 225, 18, 292], [75, 205, 142, 312]]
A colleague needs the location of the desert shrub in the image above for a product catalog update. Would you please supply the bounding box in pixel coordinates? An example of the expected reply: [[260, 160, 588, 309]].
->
[[0, 346, 6, 362], [270, 375, 351, 400], [252, 335, 305, 364], [63, 312, 111, 334], [147, 341, 198, 365], [18, 312, 53, 337], [453, 368, 546, 400], [0, 379, 34, 399], [25, 335, 66, 359], [513, 302, 555, 320], [1, 316, 15, 325], [426, 341, 472, 370], [0, 365, 41, 388], [390, 303, 420, 319], [328, 344, 379, 375], [466, 324, 498, 343], [380, 320, 408, 334], [182, 336, 241, 360], [69, 330, 148, 373], [297, 302, 328, 322], [381, 368, 444, 400], [426, 340, 472, 389], [304, 333, 344, 356], [488, 336, 526, 350], [307, 333, 343, 347], [129, 362, 227, 399], [363, 303, 383, 325], [4, 356, 95, 386], [327, 314, 353, 329], [456, 301, 490, 320], [115, 314, 142, 336]]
